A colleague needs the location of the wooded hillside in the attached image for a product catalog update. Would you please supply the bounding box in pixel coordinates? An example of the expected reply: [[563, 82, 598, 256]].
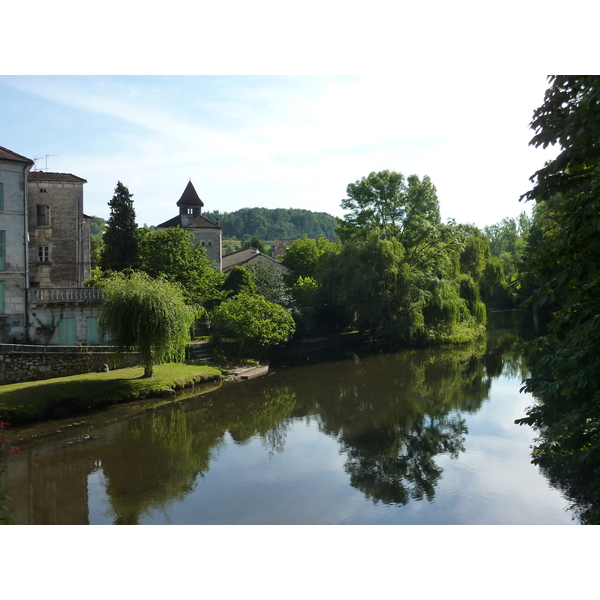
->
[[203, 207, 337, 240]]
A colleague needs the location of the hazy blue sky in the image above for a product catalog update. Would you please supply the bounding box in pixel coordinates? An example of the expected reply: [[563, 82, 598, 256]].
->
[[1, 74, 557, 229]]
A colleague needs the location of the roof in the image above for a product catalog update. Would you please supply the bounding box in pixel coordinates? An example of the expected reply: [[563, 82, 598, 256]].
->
[[28, 171, 87, 183], [222, 247, 290, 274], [0, 145, 35, 165], [176, 180, 204, 206], [156, 215, 221, 230]]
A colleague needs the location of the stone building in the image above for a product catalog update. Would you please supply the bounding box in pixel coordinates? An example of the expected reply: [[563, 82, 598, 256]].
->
[[0, 144, 99, 345], [0, 146, 34, 342], [28, 171, 91, 289], [26, 171, 98, 346], [156, 181, 223, 270]]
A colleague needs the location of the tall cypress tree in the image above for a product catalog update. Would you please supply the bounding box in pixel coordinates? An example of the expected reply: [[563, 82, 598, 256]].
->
[[101, 181, 138, 271]]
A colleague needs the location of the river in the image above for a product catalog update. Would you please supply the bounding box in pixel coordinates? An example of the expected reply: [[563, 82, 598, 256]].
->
[[1, 311, 576, 524]]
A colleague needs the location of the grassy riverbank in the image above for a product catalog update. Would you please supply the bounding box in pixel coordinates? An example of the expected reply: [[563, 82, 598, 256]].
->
[[0, 363, 223, 425]]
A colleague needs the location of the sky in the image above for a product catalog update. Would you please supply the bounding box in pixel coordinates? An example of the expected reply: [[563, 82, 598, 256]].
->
[[1, 74, 558, 230]]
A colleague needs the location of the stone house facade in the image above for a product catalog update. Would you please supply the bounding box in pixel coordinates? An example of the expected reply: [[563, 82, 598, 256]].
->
[[1, 145, 100, 346], [156, 181, 223, 270], [28, 171, 91, 289], [0, 146, 34, 342]]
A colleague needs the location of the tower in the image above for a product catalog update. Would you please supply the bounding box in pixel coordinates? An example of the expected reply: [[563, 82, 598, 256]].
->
[[156, 181, 222, 270]]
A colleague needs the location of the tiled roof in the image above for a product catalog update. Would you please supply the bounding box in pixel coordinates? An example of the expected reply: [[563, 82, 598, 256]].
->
[[28, 171, 87, 183], [156, 214, 221, 229], [0, 145, 35, 165], [176, 180, 204, 206], [222, 247, 290, 274], [222, 247, 261, 270]]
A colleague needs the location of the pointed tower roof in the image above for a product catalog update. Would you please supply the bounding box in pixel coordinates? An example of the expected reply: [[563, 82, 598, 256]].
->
[[176, 180, 204, 207]]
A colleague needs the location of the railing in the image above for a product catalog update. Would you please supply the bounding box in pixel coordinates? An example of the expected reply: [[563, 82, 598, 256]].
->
[[28, 287, 104, 303]]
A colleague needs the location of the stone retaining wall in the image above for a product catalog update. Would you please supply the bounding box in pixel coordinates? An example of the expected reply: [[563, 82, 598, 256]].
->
[[0, 344, 141, 384]]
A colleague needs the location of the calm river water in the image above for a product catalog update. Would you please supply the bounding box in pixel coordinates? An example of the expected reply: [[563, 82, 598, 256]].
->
[[2, 311, 576, 524]]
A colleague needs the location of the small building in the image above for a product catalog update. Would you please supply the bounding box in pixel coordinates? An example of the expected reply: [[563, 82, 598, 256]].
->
[[156, 181, 223, 270], [222, 247, 290, 276]]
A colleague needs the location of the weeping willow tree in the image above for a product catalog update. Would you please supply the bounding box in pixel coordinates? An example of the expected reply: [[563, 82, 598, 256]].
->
[[316, 230, 485, 345], [99, 271, 198, 377], [310, 171, 483, 344]]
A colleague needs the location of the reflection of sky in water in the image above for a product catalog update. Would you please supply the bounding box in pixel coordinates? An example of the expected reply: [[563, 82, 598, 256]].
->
[[83, 370, 573, 525]]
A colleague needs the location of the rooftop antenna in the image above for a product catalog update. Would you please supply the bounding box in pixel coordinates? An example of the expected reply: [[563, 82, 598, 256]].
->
[[33, 154, 59, 172]]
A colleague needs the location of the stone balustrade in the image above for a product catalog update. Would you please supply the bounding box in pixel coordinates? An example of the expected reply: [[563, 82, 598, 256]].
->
[[28, 287, 104, 304]]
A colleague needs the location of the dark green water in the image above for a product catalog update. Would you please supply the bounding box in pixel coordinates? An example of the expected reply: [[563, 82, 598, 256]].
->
[[1, 311, 575, 524]]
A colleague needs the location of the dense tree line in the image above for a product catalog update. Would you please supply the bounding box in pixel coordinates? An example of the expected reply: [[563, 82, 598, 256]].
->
[[515, 76, 600, 524], [281, 170, 489, 345], [203, 207, 338, 241], [89, 166, 532, 379], [480, 213, 532, 307]]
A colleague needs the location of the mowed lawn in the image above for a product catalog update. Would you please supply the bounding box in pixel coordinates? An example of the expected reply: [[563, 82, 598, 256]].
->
[[0, 363, 223, 424]]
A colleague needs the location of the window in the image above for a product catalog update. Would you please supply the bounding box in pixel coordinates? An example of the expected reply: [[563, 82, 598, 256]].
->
[[0, 182, 3, 211], [0, 281, 4, 314], [0, 230, 5, 271], [38, 246, 49, 262], [37, 204, 51, 227]]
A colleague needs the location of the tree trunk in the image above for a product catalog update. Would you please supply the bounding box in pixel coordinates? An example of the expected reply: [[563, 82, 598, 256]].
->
[[143, 364, 154, 378]]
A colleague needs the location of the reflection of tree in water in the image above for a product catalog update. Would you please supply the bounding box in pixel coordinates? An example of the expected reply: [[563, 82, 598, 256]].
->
[[227, 387, 296, 456], [516, 386, 598, 524], [100, 407, 225, 524], [301, 340, 492, 506], [534, 457, 592, 524], [344, 413, 467, 505], [100, 386, 297, 524], [484, 318, 531, 381]]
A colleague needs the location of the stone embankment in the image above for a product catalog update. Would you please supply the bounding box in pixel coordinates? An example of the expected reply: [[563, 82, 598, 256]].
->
[[0, 344, 141, 385], [223, 361, 270, 381]]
